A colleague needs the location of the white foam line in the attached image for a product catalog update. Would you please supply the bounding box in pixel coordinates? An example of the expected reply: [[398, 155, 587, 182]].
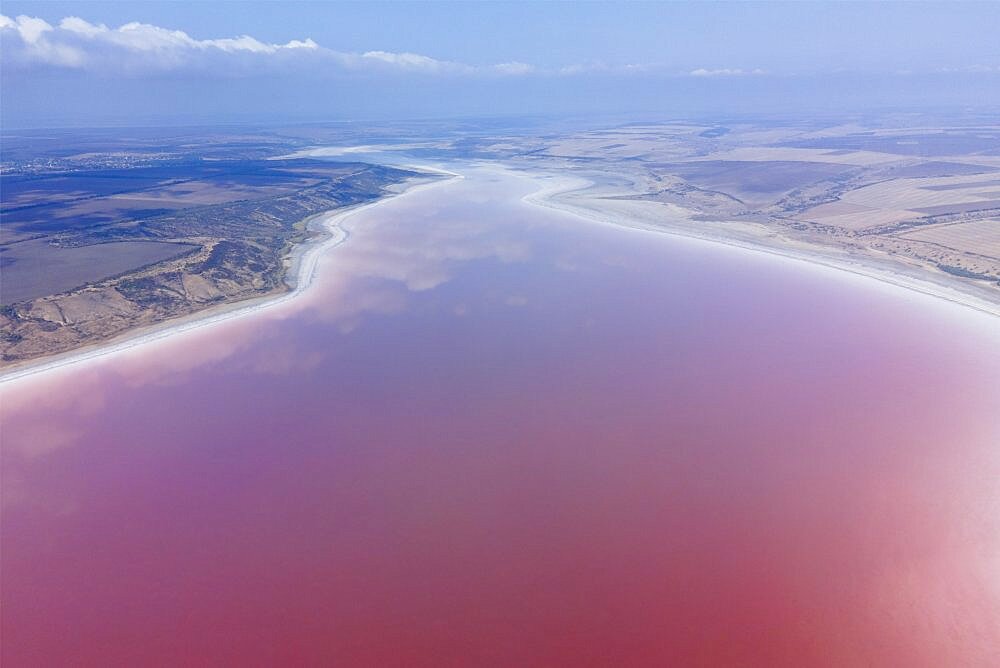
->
[[0, 171, 459, 387]]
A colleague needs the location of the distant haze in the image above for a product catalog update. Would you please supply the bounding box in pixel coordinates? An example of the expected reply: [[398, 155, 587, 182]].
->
[[2, 1, 999, 127]]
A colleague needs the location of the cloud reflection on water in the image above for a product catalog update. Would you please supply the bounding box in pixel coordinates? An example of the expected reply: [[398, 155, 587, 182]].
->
[[1, 166, 539, 461]]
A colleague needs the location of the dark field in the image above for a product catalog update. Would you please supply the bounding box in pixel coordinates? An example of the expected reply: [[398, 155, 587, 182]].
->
[[0, 240, 197, 304]]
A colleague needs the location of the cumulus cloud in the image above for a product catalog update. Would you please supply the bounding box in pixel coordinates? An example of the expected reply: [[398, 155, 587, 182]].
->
[[1, 14, 50, 43], [0, 14, 328, 72], [2, 14, 87, 67], [0, 13, 524, 77]]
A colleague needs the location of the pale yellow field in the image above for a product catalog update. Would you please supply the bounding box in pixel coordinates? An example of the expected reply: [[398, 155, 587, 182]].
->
[[799, 201, 876, 218], [694, 146, 901, 166], [899, 219, 1000, 257], [801, 208, 917, 230], [540, 135, 693, 160], [841, 174, 1000, 210]]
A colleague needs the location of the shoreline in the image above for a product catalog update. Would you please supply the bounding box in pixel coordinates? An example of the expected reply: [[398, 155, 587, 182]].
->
[[4, 158, 995, 386], [523, 171, 1000, 321], [0, 171, 457, 386]]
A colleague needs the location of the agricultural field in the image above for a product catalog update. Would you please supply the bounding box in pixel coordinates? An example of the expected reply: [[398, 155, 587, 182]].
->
[[899, 219, 1000, 258], [1, 239, 197, 303]]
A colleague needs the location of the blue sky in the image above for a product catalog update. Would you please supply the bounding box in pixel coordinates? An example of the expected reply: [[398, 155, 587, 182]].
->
[[3, 1, 999, 127]]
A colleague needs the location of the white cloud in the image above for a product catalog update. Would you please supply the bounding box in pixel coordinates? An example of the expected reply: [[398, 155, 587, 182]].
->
[[360, 50, 470, 73], [0, 13, 524, 77], [53, 16, 315, 56], [689, 67, 767, 77], [7, 14, 54, 43], [60, 16, 108, 37], [1, 14, 330, 72], [0, 14, 787, 81], [554, 61, 659, 76], [285, 38, 319, 50], [494, 61, 534, 76], [2, 15, 85, 66], [558, 61, 609, 75]]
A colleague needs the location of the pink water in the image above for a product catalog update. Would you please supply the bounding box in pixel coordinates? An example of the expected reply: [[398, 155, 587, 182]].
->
[[3, 167, 999, 666]]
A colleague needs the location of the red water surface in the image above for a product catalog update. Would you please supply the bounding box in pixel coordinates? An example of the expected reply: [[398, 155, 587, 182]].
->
[[3, 167, 999, 666]]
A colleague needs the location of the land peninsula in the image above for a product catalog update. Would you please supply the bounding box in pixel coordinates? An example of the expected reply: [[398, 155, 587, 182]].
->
[[1, 127, 426, 368]]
